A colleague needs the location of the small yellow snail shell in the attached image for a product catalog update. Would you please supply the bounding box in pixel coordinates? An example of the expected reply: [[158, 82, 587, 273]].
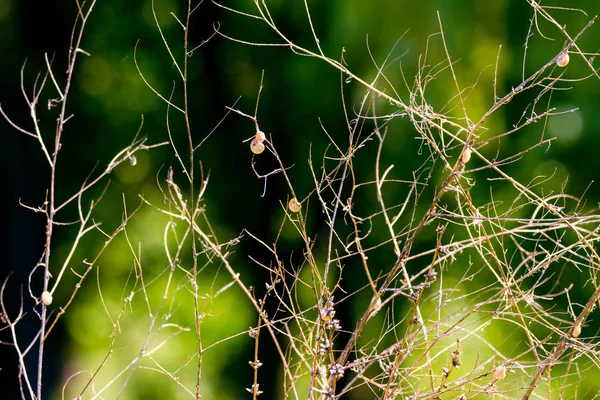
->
[[255, 130, 266, 143], [556, 52, 570, 67], [41, 291, 53, 306], [250, 138, 265, 154], [573, 322, 582, 338], [288, 197, 302, 213], [460, 147, 472, 164]]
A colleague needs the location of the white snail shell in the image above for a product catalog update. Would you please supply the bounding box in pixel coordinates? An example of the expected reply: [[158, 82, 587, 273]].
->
[[41, 291, 53, 306], [556, 52, 570, 67], [250, 138, 265, 154], [460, 147, 472, 164], [288, 197, 302, 213]]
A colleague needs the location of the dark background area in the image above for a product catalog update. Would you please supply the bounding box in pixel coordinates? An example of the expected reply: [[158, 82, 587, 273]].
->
[[2, 1, 600, 399]]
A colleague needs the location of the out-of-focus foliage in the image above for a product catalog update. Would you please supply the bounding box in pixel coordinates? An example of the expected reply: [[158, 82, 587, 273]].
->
[[2, 1, 600, 399]]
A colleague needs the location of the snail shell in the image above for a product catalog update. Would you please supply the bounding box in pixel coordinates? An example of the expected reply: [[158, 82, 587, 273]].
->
[[288, 197, 302, 213], [41, 291, 53, 306], [255, 131, 266, 142], [556, 52, 570, 67], [460, 147, 472, 164], [250, 138, 265, 154]]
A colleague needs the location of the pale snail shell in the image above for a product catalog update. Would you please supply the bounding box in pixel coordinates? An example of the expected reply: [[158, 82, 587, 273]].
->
[[572, 322, 582, 338], [41, 290, 53, 306], [492, 364, 506, 381], [460, 147, 472, 164], [250, 138, 265, 154], [556, 52, 569, 67], [288, 197, 302, 213]]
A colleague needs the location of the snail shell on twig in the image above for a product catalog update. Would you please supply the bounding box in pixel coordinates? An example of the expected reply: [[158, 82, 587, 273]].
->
[[492, 364, 506, 381], [41, 291, 53, 306], [573, 322, 582, 338], [250, 138, 265, 154], [288, 197, 302, 213], [255, 130, 266, 142], [556, 52, 570, 67], [460, 147, 472, 164]]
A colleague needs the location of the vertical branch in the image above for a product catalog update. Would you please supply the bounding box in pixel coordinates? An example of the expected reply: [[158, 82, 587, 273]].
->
[[37, 2, 98, 398], [181, 1, 204, 397]]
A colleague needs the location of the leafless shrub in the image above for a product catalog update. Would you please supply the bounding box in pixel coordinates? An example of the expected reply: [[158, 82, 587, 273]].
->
[[3, 1, 600, 399]]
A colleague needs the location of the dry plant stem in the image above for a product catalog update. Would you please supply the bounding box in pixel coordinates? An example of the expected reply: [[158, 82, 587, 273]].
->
[[178, 1, 204, 396], [1, 280, 35, 399], [142, 158, 301, 397], [151, 0, 204, 395], [193, 223, 300, 400], [521, 286, 600, 400], [217, 1, 465, 138], [245, 0, 594, 302], [54, 133, 166, 214], [371, 114, 435, 398], [303, 89, 373, 396], [77, 269, 139, 397], [265, 6, 591, 399], [4, 0, 598, 398], [48, 199, 97, 297], [0, 100, 52, 166], [437, 13, 469, 126], [112, 221, 191, 399], [3, 2, 169, 397], [213, 2, 600, 398], [336, 24, 595, 383], [153, 4, 309, 392], [530, 1, 600, 81], [43, 198, 140, 341], [34, 2, 97, 398], [455, 192, 544, 369], [81, 216, 191, 399]]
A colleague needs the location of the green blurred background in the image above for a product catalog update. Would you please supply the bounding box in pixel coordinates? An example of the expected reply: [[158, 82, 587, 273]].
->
[[2, 0, 600, 399]]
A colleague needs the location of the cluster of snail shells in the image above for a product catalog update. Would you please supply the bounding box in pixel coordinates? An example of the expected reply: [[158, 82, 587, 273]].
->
[[248, 130, 302, 213]]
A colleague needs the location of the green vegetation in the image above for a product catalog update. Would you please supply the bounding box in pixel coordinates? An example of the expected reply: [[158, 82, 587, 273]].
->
[[2, 1, 600, 399]]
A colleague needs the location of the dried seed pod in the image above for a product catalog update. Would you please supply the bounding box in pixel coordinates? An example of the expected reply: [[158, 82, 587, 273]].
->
[[41, 291, 53, 306], [255, 130, 266, 142], [288, 197, 302, 213], [573, 322, 582, 338], [556, 52, 570, 67], [460, 147, 472, 164], [492, 364, 506, 381], [250, 138, 265, 154]]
